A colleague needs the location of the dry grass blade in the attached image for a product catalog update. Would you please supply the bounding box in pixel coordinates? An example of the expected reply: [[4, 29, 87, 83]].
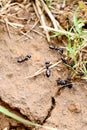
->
[[30, 20, 39, 31], [32, 0, 40, 19], [81, 76, 87, 80], [20, 31, 33, 39], [32, 29, 46, 37], [0, 0, 11, 14], [0, 105, 58, 130], [4, 18, 24, 28], [0, 1, 24, 15], [62, 0, 66, 8], [33, 0, 50, 42], [40, 0, 63, 30], [26, 60, 61, 78], [16, 20, 39, 41], [0, 1, 25, 34], [4, 18, 11, 38], [40, 26, 75, 37]]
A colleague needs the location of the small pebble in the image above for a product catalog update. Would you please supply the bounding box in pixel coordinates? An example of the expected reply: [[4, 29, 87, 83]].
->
[[68, 102, 81, 113], [6, 73, 13, 78]]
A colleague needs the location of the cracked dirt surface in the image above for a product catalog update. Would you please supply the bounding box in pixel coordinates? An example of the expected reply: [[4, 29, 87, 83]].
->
[[0, 29, 87, 130], [0, 0, 87, 130], [0, 31, 59, 123], [38, 81, 87, 130]]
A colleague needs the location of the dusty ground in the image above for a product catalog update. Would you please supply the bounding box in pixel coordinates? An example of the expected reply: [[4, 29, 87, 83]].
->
[[0, 0, 87, 130]]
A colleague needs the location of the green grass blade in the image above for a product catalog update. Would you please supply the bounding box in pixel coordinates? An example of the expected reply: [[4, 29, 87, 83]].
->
[[0, 105, 58, 130]]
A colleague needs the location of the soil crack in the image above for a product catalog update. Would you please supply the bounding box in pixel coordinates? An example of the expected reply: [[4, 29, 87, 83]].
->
[[42, 97, 56, 124]]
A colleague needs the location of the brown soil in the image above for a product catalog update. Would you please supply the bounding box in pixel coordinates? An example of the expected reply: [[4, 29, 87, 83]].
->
[[0, 0, 87, 130]]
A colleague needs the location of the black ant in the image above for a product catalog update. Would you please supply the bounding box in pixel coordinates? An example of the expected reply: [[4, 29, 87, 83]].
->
[[49, 45, 63, 54], [56, 78, 73, 88], [61, 57, 73, 67], [45, 61, 50, 69], [56, 78, 73, 95], [45, 61, 51, 77], [17, 55, 31, 63], [55, 47, 63, 54]]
